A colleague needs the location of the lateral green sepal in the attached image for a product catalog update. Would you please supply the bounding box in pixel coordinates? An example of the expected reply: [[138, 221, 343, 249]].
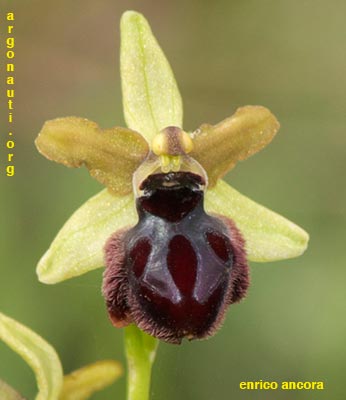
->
[[205, 180, 309, 261], [37, 189, 137, 284]]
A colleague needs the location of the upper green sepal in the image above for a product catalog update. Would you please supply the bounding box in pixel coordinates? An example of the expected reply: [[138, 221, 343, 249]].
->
[[205, 180, 309, 262], [0, 312, 63, 400], [121, 11, 183, 142]]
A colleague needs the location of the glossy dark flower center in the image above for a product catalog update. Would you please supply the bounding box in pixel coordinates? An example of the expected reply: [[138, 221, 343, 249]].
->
[[104, 170, 249, 344], [125, 171, 234, 340], [138, 172, 204, 222]]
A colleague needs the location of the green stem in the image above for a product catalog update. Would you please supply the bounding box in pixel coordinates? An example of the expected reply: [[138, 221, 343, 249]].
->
[[124, 325, 159, 400]]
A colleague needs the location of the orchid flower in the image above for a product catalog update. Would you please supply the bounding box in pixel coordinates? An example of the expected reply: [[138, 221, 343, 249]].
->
[[34, 10, 308, 400]]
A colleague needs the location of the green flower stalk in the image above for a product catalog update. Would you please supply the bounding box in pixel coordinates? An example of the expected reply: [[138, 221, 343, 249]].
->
[[33, 10, 308, 400]]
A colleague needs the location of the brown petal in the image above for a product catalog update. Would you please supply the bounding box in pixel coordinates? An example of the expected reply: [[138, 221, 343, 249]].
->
[[190, 106, 280, 187], [35, 117, 149, 195]]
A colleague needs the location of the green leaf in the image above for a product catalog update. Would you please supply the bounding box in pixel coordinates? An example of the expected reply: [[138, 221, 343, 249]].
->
[[125, 326, 158, 400], [35, 117, 149, 195], [37, 189, 137, 284], [0, 312, 63, 400], [0, 379, 25, 400], [191, 106, 280, 188], [59, 360, 123, 400], [121, 11, 183, 143], [205, 180, 309, 262]]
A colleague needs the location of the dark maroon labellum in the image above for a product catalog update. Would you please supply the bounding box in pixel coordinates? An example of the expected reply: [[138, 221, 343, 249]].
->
[[103, 171, 249, 344]]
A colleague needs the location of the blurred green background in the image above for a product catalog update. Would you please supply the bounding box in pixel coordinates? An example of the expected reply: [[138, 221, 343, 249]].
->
[[0, 0, 345, 399]]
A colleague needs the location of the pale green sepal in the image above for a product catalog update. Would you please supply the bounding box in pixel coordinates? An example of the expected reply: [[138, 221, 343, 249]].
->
[[59, 360, 123, 400], [0, 379, 26, 400], [37, 189, 137, 284], [205, 180, 309, 262], [121, 11, 183, 142], [0, 312, 63, 400], [125, 325, 158, 400]]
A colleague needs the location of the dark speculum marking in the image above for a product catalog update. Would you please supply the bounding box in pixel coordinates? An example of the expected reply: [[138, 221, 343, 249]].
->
[[103, 171, 249, 344], [206, 230, 232, 263], [167, 235, 197, 296], [129, 238, 152, 279]]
